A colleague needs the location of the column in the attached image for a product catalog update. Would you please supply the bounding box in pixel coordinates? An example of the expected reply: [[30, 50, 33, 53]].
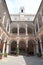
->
[[39, 39, 42, 54], [37, 17, 40, 32], [26, 42, 28, 54], [17, 41, 19, 54], [35, 23, 36, 34], [2, 43, 5, 55], [2, 12, 6, 26], [17, 24, 19, 36], [9, 23, 10, 33], [6, 41, 9, 54], [36, 40, 39, 53], [26, 24, 28, 36], [2, 38, 6, 57], [34, 46, 36, 55], [6, 19, 9, 31]]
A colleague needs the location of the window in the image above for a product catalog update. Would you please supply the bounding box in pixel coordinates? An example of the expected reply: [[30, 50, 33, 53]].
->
[[27, 27, 32, 34], [21, 9, 23, 13], [12, 28, 17, 34], [19, 28, 26, 34]]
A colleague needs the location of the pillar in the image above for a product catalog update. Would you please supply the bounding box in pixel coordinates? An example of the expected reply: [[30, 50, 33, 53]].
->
[[6, 41, 9, 54], [34, 45, 36, 55], [39, 39, 43, 54], [36, 40, 39, 53], [37, 17, 40, 32], [35, 23, 36, 34], [17, 24, 19, 36], [2, 38, 6, 57], [6, 19, 9, 31], [26, 40, 28, 51], [9, 23, 10, 33], [26, 24, 28, 36], [2, 43, 5, 55], [17, 41, 19, 54], [2, 12, 6, 26]]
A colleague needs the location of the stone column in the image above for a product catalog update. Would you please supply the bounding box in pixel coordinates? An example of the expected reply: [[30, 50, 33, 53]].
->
[[26, 43, 28, 55], [36, 40, 39, 53], [35, 23, 36, 34], [26, 24, 28, 36], [37, 17, 40, 32], [34, 46, 36, 55], [9, 23, 10, 33], [2, 43, 5, 55], [39, 39, 43, 54], [2, 39, 6, 57], [17, 40, 19, 54], [17, 24, 19, 36], [6, 41, 9, 54], [6, 19, 9, 31], [2, 12, 6, 26]]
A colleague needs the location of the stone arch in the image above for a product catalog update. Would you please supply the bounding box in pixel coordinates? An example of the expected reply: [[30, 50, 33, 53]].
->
[[10, 40, 17, 55], [19, 27, 26, 34], [27, 27, 33, 34], [11, 27, 17, 34], [19, 39, 26, 55], [27, 24, 34, 34], [27, 39, 36, 55]]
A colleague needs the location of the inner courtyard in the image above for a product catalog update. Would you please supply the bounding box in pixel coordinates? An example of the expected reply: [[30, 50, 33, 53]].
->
[[0, 0, 43, 58]]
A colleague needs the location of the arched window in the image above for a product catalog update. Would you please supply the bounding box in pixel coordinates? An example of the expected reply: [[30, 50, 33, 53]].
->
[[27, 27, 33, 34], [19, 40, 26, 54], [11, 41, 17, 54], [12, 27, 17, 34], [19, 28, 26, 34]]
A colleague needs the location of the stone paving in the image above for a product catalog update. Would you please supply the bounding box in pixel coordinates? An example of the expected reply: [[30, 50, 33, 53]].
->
[[0, 55, 43, 65]]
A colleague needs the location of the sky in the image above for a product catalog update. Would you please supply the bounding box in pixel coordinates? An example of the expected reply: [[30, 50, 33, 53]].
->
[[6, 0, 42, 14]]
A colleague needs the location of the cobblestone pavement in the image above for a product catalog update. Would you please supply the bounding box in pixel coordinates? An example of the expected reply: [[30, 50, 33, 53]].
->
[[0, 55, 43, 65]]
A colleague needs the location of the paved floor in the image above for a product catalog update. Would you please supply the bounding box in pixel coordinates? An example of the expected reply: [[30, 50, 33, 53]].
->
[[0, 55, 43, 65]]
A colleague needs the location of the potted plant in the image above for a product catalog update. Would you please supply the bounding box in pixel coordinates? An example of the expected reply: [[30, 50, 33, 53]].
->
[[4, 52, 7, 57], [16, 47, 19, 56]]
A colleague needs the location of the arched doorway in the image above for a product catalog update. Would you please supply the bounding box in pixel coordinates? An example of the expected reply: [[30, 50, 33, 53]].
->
[[28, 40, 36, 56], [19, 40, 26, 55], [0, 39, 3, 53], [10, 41, 17, 55]]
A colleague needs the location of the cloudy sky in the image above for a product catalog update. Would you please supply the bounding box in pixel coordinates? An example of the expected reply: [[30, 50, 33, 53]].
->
[[6, 0, 42, 14]]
